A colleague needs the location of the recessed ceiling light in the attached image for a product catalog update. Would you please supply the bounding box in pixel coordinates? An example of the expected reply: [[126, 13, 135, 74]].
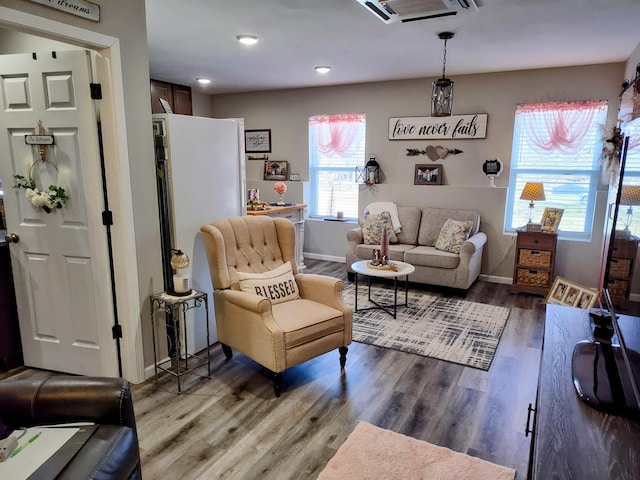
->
[[197, 78, 212, 85], [315, 66, 332, 74], [236, 35, 260, 45]]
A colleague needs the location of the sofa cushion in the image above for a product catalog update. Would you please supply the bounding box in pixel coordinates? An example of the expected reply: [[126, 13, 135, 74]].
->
[[435, 219, 473, 254], [417, 208, 480, 246], [359, 211, 398, 244], [395, 206, 422, 245], [237, 261, 300, 304], [356, 243, 413, 263], [404, 246, 461, 269]]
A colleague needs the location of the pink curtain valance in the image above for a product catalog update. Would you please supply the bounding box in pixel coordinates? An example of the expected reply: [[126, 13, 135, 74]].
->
[[310, 114, 365, 156], [516, 100, 607, 155]]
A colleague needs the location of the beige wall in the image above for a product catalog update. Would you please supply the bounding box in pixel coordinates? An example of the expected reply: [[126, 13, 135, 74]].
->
[[1, 1, 163, 373], [211, 64, 624, 285]]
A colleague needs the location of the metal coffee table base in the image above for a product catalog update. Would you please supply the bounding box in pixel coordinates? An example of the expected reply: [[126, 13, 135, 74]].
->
[[354, 272, 410, 319]]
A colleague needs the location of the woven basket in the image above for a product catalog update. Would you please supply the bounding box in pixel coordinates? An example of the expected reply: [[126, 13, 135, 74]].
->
[[518, 249, 552, 268], [607, 279, 628, 297], [516, 268, 550, 287], [609, 258, 632, 278]]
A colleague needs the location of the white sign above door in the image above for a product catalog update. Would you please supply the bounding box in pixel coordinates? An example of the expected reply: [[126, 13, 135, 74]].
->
[[389, 114, 488, 140], [28, 0, 100, 22]]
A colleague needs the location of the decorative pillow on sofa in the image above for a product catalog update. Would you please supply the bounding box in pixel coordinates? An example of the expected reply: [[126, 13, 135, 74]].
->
[[435, 219, 473, 254], [359, 211, 398, 245], [237, 261, 300, 304]]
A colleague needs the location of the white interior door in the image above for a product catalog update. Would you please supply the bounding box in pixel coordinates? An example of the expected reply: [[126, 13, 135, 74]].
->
[[0, 50, 118, 376]]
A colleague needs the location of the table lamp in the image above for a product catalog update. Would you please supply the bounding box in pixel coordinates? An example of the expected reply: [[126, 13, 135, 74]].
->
[[169, 248, 191, 296], [520, 182, 545, 229], [619, 185, 640, 238]]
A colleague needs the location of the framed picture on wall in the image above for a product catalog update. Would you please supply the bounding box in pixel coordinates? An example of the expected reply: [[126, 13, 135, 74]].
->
[[264, 161, 288, 181], [414, 164, 442, 185], [245, 129, 272, 153]]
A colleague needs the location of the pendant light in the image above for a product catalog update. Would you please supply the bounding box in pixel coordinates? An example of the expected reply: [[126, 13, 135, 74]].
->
[[432, 32, 455, 117]]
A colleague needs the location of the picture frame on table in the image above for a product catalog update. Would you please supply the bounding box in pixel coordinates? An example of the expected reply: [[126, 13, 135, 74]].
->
[[546, 276, 599, 309], [264, 161, 288, 181], [414, 164, 442, 185], [245, 129, 272, 153], [541, 207, 564, 232]]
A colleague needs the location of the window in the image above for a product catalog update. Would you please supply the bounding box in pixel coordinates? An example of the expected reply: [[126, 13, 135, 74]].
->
[[617, 119, 640, 234], [308, 114, 365, 218], [505, 100, 608, 240]]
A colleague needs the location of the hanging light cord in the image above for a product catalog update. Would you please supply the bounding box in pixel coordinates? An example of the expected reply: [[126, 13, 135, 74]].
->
[[441, 37, 448, 79]]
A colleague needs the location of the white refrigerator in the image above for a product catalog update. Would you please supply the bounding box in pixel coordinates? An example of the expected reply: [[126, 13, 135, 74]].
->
[[153, 113, 246, 353]]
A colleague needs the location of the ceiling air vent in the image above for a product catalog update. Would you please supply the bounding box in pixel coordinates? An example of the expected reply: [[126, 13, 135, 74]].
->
[[356, 0, 478, 24]]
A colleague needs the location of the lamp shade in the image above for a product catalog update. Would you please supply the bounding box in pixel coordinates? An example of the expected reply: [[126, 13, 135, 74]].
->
[[520, 182, 546, 202], [620, 185, 640, 206]]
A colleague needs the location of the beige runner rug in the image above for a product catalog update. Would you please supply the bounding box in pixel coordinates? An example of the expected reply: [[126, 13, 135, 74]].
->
[[318, 421, 516, 480]]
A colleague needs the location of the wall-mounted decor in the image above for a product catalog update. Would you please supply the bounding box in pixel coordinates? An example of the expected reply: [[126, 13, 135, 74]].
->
[[541, 207, 564, 232], [247, 154, 269, 161], [264, 161, 288, 181], [389, 114, 487, 140], [245, 129, 272, 153], [406, 146, 463, 160], [414, 164, 442, 185], [29, 0, 100, 21]]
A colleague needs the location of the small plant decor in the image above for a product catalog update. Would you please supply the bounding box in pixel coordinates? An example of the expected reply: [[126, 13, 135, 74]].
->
[[13, 174, 69, 213]]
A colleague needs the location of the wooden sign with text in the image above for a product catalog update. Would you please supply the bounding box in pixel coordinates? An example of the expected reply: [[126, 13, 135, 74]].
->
[[29, 0, 100, 22], [388, 114, 488, 140]]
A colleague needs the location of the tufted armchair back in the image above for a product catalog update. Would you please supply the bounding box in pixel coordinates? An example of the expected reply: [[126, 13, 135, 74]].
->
[[200, 215, 298, 290]]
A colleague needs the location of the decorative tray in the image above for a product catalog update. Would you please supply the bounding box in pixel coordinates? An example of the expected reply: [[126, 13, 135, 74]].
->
[[367, 261, 398, 272]]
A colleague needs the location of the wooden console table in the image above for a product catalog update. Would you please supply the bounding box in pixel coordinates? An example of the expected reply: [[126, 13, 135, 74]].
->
[[246, 204, 306, 271], [529, 304, 640, 479]]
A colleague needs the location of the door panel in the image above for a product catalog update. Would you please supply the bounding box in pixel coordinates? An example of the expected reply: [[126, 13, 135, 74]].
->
[[0, 51, 117, 376]]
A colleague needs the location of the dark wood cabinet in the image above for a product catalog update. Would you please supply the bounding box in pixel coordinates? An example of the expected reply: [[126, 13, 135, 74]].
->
[[0, 242, 23, 371], [605, 235, 639, 305], [150, 79, 192, 115], [511, 230, 557, 296], [530, 305, 640, 479]]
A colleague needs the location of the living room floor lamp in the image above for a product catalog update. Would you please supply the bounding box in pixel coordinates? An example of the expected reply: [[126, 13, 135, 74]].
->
[[520, 182, 545, 228]]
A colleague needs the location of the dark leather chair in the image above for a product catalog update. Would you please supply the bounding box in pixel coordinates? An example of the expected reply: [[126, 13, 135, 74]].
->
[[0, 376, 141, 479]]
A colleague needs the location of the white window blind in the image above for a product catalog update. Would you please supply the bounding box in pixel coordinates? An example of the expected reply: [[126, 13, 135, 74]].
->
[[308, 114, 365, 218], [505, 101, 608, 240]]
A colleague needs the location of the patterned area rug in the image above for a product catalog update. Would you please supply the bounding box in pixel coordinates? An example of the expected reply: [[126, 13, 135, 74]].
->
[[342, 283, 510, 370]]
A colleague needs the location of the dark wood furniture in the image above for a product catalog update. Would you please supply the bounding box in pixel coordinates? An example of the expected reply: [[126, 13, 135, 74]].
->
[[511, 230, 557, 296], [0, 239, 23, 371], [529, 304, 640, 479], [150, 79, 192, 115], [605, 235, 639, 305]]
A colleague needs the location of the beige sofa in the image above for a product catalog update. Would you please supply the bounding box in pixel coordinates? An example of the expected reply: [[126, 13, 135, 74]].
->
[[346, 206, 487, 291]]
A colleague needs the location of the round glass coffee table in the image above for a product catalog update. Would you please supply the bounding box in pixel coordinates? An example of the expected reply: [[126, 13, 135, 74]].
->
[[351, 260, 415, 319]]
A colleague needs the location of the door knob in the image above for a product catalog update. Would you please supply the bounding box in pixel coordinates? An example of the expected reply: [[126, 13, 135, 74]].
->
[[5, 233, 19, 243]]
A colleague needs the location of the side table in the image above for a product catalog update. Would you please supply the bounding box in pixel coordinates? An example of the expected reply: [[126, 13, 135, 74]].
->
[[150, 290, 211, 393]]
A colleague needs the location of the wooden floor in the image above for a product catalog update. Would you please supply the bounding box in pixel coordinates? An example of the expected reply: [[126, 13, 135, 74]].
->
[[2, 259, 549, 479]]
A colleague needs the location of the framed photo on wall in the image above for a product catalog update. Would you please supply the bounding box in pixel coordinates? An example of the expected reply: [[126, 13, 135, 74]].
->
[[264, 161, 288, 181], [414, 164, 442, 185], [541, 207, 564, 232], [245, 129, 272, 153]]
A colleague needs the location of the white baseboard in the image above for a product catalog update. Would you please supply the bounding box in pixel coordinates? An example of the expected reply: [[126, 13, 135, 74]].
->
[[304, 252, 346, 263]]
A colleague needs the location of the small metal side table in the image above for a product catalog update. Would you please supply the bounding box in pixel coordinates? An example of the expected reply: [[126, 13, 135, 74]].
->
[[150, 290, 211, 393]]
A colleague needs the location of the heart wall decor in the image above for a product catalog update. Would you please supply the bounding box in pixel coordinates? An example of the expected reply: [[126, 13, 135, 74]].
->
[[406, 146, 463, 161]]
